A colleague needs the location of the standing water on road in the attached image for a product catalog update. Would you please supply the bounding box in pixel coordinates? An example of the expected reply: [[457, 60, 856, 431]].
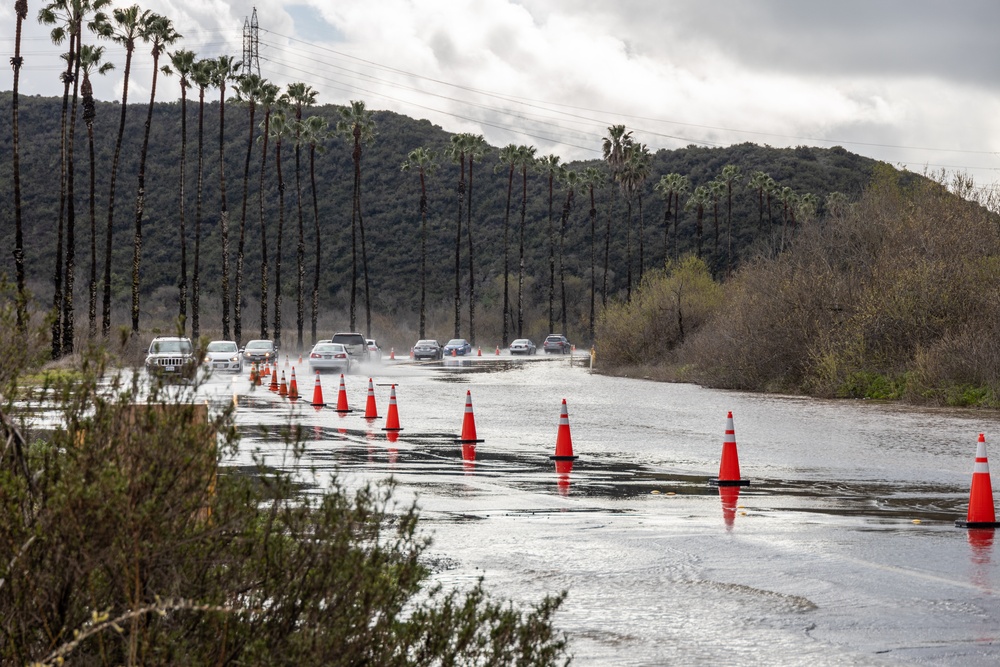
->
[[213, 354, 1000, 665]]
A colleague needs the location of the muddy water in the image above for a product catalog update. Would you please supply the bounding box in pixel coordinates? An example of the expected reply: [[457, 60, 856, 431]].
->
[[214, 355, 1000, 666]]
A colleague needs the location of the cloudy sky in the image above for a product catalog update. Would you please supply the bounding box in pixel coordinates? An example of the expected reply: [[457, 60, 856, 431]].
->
[[3, 0, 999, 187]]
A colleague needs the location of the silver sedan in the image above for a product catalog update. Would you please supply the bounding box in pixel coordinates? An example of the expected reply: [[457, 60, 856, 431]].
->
[[308, 342, 352, 374], [509, 338, 537, 355]]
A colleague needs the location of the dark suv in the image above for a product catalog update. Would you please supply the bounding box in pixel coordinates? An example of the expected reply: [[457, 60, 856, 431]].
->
[[543, 334, 572, 354], [331, 332, 370, 363], [145, 336, 197, 379]]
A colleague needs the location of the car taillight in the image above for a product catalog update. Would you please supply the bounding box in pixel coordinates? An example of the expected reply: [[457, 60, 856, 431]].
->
[[335, 353, 346, 359], [311, 352, 321, 358]]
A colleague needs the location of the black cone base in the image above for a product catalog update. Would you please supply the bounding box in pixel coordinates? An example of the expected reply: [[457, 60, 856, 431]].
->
[[956, 520, 1000, 528], [708, 478, 750, 487]]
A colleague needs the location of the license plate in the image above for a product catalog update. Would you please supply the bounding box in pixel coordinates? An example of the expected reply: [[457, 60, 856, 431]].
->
[[323, 355, 331, 359], [165, 365, 175, 372]]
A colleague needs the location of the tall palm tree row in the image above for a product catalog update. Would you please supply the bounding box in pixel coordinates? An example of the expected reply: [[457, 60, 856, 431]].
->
[[165, 48, 196, 332], [401, 147, 438, 340], [286, 82, 317, 350], [233, 72, 265, 346], [336, 100, 376, 337], [11, 0, 28, 331], [719, 164, 742, 276], [130, 11, 179, 335], [96, 3, 143, 339], [601, 124, 633, 306], [537, 153, 561, 332], [256, 82, 281, 340], [79, 43, 113, 339], [302, 115, 330, 344]]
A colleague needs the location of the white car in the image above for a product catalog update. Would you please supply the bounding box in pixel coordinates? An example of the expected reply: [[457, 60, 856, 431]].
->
[[509, 338, 537, 355], [204, 340, 243, 373], [309, 342, 352, 374], [366, 338, 383, 361]]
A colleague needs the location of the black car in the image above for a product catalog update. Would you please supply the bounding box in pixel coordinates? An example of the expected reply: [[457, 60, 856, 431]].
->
[[242, 339, 277, 365], [543, 334, 572, 354], [412, 339, 443, 360]]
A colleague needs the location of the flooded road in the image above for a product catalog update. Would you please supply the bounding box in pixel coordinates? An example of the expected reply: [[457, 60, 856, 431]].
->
[[209, 354, 1000, 665]]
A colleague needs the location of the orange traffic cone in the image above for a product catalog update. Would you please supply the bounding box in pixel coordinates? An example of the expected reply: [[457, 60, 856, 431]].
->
[[335, 373, 352, 413], [278, 371, 288, 397], [249, 362, 258, 386], [310, 371, 326, 407], [390, 348, 395, 360], [956, 433, 1000, 528], [382, 384, 402, 431], [269, 365, 279, 391], [363, 377, 380, 420], [477, 346, 482, 356], [288, 368, 299, 401], [550, 399, 578, 460], [409, 348, 414, 359], [262, 363, 271, 377], [495, 345, 500, 356], [452, 348, 457, 357], [710, 412, 749, 486], [254, 363, 262, 386], [298, 354, 303, 364], [456, 390, 484, 443]]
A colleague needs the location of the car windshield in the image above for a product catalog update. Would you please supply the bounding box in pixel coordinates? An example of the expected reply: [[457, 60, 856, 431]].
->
[[207, 341, 237, 352], [246, 341, 272, 350], [150, 339, 192, 354], [446, 339, 465, 346]]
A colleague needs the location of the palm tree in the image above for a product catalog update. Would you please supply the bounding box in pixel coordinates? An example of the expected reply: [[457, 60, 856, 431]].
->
[[625, 143, 651, 287], [514, 144, 537, 338], [190, 58, 214, 341], [464, 134, 490, 346], [302, 115, 329, 345], [165, 48, 195, 333], [233, 72, 265, 346], [495, 144, 519, 346], [95, 4, 145, 338], [212, 54, 241, 340], [11, 0, 29, 330], [256, 81, 281, 339], [558, 169, 579, 335], [686, 185, 710, 259], [708, 179, 725, 258], [401, 147, 438, 339], [672, 175, 690, 258], [748, 171, 769, 232], [79, 43, 113, 339], [778, 185, 797, 252], [797, 192, 820, 225], [718, 164, 741, 275], [654, 173, 682, 265], [336, 100, 377, 336], [129, 12, 179, 335], [268, 110, 293, 349], [580, 166, 604, 344], [537, 154, 561, 332], [825, 191, 849, 218], [446, 133, 469, 338], [284, 82, 317, 350], [617, 142, 649, 301], [602, 124, 633, 305]]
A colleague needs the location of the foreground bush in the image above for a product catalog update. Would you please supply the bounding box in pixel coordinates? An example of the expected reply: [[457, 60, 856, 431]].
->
[[0, 306, 569, 664]]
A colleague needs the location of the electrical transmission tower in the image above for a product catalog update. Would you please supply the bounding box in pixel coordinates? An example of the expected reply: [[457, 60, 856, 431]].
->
[[242, 7, 261, 77]]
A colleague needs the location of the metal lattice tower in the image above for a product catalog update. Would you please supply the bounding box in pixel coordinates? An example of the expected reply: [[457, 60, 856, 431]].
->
[[242, 7, 261, 77]]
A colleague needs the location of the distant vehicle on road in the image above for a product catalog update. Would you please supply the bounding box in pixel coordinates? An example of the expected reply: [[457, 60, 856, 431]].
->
[[204, 340, 242, 373], [366, 338, 383, 361], [242, 339, 277, 366], [413, 339, 443, 360], [443, 338, 472, 356], [308, 341, 352, 374], [543, 334, 572, 354], [331, 332, 369, 363], [509, 338, 537, 355]]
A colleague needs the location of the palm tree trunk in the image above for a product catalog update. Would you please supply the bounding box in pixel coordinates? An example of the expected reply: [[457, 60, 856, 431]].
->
[[63, 33, 83, 354], [310, 143, 321, 345], [219, 86, 231, 340], [559, 189, 572, 335], [419, 171, 428, 339], [349, 167, 357, 332], [294, 137, 305, 350], [193, 88, 205, 341], [53, 40, 74, 358], [672, 193, 680, 261], [625, 197, 633, 302], [603, 190, 614, 307], [12, 0, 27, 331], [85, 96, 98, 339], [467, 157, 476, 346], [274, 139, 285, 348], [237, 102, 256, 346], [589, 186, 596, 344], [517, 167, 527, 338], [662, 199, 671, 269], [502, 167, 513, 347], [103, 47, 133, 338], [548, 174, 555, 333], [131, 52, 164, 334], [454, 160, 464, 339], [258, 111, 271, 339], [637, 192, 645, 285], [359, 190, 372, 339], [178, 87, 189, 332]]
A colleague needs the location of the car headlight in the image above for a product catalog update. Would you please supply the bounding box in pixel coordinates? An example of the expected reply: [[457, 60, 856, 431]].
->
[[204, 355, 212, 363]]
